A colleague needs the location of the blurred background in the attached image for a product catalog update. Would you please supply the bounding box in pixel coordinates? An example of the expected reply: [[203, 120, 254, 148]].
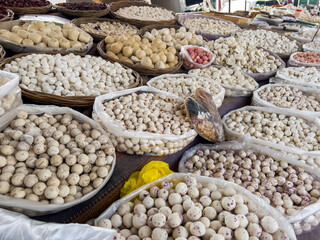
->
[[50, 0, 319, 12]]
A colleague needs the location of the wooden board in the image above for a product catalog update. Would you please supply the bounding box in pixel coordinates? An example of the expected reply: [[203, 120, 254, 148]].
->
[[201, 12, 249, 24]]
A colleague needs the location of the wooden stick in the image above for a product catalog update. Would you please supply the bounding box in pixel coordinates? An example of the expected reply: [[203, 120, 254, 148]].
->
[[312, 24, 320, 42]]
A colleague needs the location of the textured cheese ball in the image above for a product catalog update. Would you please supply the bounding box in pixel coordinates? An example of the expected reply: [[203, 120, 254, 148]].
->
[[190, 221, 206, 237], [221, 197, 236, 211], [152, 213, 166, 228], [187, 206, 202, 221], [168, 212, 182, 228], [152, 228, 168, 240], [261, 216, 279, 234]]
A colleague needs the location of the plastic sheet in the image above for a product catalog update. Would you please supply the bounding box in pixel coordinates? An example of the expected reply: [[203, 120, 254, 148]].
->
[[94, 173, 297, 240], [0, 208, 115, 240], [178, 142, 320, 235], [0, 104, 116, 216], [0, 71, 22, 122], [93, 86, 197, 155], [147, 74, 225, 108]]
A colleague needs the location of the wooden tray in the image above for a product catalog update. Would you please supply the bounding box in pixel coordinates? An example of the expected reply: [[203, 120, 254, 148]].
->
[[97, 40, 182, 76], [0, 20, 93, 54], [109, 1, 177, 28], [72, 17, 139, 42], [7, 3, 52, 15], [0, 52, 142, 108], [55, 3, 109, 18]]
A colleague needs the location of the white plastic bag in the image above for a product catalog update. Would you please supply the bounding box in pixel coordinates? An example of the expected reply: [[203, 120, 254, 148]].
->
[[93, 86, 197, 156], [303, 41, 320, 52], [252, 83, 320, 117], [178, 142, 320, 235], [188, 66, 259, 97], [180, 45, 215, 70], [289, 52, 320, 68], [0, 104, 116, 216], [0, 70, 22, 121], [274, 66, 320, 89], [222, 106, 320, 155], [147, 74, 225, 108], [0, 208, 115, 240], [94, 172, 297, 240]]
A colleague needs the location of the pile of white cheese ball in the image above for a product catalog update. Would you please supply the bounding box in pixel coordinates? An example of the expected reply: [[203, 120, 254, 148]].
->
[[184, 148, 320, 216], [101, 92, 195, 156], [257, 85, 320, 112], [276, 67, 319, 83], [303, 41, 320, 52], [97, 176, 288, 240], [206, 37, 282, 73], [189, 66, 259, 92], [143, 27, 204, 51], [180, 17, 240, 35], [115, 6, 175, 21], [224, 109, 320, 151], [3, 53, 137, 97], [234, 29, 299, 54], [80, 21, 138, 38], [0, 111, 115, 204], [148, 74, 224, 107]]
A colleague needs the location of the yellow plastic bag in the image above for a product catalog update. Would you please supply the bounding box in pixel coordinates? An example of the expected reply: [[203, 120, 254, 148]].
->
[[120, 161, 173, 197]]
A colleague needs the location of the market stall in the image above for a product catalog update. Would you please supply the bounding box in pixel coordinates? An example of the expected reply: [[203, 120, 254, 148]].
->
[[0, 0, 320, 239]]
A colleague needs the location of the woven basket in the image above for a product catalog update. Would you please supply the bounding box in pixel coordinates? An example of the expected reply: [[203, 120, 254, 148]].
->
[[55, 4, 109, 18], [139, 24, 209, 45], [0, 52, 142, 108], [97, 40, 182, 76], [72, 18, 139, 42], [7, 3, 52, 15], [109, 1, 177, 28], [0, 45, 6, 61], [0, 20, 93, 54], [0, 9, 14, 23]]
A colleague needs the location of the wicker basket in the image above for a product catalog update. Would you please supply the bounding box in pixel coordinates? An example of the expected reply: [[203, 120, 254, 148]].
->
[[6, 3, 52, 15], [0, 20, 93, 54], [0, 45, 6, 61], [109, 1, 177, 28], [97, 40, 182, 76], [139, 24, 209, 45], [72, 17, 139, 42], [55, 3, 109, 18], [0, 52, 142, 108], [0, 9, 14, 23]]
